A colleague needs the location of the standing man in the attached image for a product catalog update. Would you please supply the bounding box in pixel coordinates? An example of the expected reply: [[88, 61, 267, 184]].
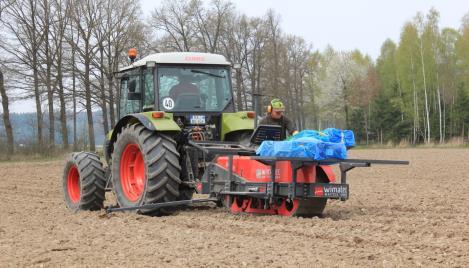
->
[[259, 98, 299, 139]]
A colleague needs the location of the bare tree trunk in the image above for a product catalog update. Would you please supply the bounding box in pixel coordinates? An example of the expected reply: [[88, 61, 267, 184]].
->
[[435, 71, 443, 144], [419, 38, 430, 143], [366, 103, 371, 144], [57, 59, 68, 150], [235, 68, 242, 111], [107, 42, 115, 127], [250, 73, 257, 111], [51, 0, 69, 150], [108, 76, 115, 126], [422, 104, 427, 142], [285, 72, 294, 121], [437, 87, 442, 143], [450, 96, 454, 137], [241, 81, 248, 110], [462, 122, 465, 142], [267, 11, 280, 98], [311, 83, 318, 130], [380, 129, 383, 145], [33, 56, 43, 150], [113, 50, 120, 120], [84, 53, 96, 151], [256, 60, 262, 116], [43, 0, 55, 148], [396, 72, 404, 122], [299, 80, 305, 130], [293, 84, 300, 129], [411, 55, 418, 144], [72, 44, 77, 151], [442, 86, 446, 142], [99, 45, 109, 135], [0, 69, 14, 156], [29, 0, 43, 150], [341, 77, 349, 129]]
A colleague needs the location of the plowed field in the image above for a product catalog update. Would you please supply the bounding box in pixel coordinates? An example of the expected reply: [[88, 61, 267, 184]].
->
[[1, 149, 468, 267]]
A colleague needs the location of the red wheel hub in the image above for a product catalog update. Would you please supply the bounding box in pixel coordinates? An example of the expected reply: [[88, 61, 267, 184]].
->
[[67, 165, 80, 203], [230, 196, 248, 213], [120, 144, 145, 202], [276, 199, 299, 216]]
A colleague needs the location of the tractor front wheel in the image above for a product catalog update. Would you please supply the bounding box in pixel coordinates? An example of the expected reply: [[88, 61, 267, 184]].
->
[[62, 152, 106, 212], [111, 124, 181, 215]]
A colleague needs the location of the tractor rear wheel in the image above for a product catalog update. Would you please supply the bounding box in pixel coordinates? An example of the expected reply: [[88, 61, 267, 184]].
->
[[63, 152, 106, 212], [111, 124, 181, 215]]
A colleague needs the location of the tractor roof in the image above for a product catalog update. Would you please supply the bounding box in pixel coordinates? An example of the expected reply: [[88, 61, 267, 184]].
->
[[119, 52, 231, 72]]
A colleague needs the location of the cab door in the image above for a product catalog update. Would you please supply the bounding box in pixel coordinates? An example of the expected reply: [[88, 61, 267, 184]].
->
[[118, 69, 142, 118]]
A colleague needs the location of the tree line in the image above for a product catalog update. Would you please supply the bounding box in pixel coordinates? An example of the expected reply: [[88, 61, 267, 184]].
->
[[0, 0, 468, 159], [0, 0, 144, 156], [366, 9, 469, 145]]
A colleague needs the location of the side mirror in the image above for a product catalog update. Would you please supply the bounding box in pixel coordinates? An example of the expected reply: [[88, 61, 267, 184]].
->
[[128, 92, 141, 100]]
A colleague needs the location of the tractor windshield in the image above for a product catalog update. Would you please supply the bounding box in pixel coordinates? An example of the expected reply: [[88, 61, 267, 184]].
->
[[158, 66, 232, 112]]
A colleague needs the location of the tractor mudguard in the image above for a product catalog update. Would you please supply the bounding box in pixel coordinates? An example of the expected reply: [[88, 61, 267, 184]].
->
[[221, 111, 254, 141], [105, 112, 181, 161]]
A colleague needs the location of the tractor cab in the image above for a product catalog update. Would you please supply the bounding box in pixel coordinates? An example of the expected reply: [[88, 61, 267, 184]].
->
[[118, 53, 235, 114], [116, 51, 246, 142]]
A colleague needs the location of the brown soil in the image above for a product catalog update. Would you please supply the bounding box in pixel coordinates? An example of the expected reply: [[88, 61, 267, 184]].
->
[[1, 149, 468, 267]]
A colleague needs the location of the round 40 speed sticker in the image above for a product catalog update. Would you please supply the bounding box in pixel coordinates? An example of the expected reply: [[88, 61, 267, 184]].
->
[[162, 97, 175, 110]]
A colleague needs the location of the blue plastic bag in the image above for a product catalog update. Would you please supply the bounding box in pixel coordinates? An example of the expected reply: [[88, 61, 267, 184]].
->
[[256, 128, 353, 160], [322, 128, 355, 147], [288, 130, 330, 142], [256, 137, 347, 160]]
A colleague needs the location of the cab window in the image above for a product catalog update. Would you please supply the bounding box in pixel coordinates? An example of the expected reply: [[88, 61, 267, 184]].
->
[[143, 69, 154, 110], [119, 70, 141, 117], [158, 66, 232, 112]]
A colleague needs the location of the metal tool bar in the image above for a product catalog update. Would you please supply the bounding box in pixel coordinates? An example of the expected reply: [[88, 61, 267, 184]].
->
[[106, 198, 218, 213], [188, 140, 256, 156], [250, 156, 409, 166], [219, 191, 268, 198]]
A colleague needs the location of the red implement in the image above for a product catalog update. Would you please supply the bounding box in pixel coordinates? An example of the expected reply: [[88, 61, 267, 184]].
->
[[218, 156, 335, 217]]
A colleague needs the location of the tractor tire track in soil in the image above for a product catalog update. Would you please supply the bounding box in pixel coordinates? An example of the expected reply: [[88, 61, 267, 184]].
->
[[0, 149, 468, 267]]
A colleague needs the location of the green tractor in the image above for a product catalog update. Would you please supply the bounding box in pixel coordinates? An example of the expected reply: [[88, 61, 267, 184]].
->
[[63, 51, 254, 215]]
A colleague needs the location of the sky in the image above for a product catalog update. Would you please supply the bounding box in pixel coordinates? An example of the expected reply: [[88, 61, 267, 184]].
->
[[141, 0, 468, 59], [6, 0, 469, 113]]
